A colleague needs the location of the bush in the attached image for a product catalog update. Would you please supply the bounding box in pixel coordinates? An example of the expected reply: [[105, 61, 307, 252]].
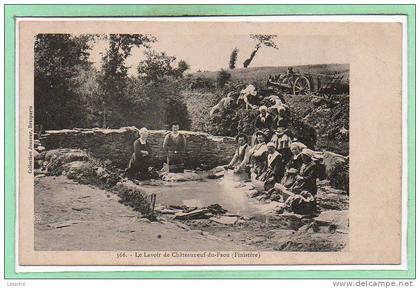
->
[[182, 90, 217, 132], [189, 77, 215, 90], [115, 181, 153, 214], [216, 69, 231, 88], [287, 114, 317, 149]]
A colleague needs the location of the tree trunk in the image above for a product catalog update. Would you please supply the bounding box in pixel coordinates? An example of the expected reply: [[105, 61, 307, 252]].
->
[[243, 46, 260, 68]]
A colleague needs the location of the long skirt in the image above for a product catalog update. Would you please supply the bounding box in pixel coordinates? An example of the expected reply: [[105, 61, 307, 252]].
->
[[251, 158, 266, 179], [127, 155, 150, 180], [165, 151, 185, 173]]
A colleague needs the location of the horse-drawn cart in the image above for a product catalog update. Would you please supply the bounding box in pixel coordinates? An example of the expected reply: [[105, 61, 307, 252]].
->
[[267, 69, 347, 96]]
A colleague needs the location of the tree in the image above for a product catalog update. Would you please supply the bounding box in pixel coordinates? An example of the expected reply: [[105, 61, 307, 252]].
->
[[137, 50, 176, 82], [216, 69, 231, 88], [174, 60, 190, 78], [34, 34, 95, 130], [243, 34, 278, 68], [125, 76, 191, 130], [137, 50, 189, 82], [98, 34, 156, 127], [134, 51, 192, 129], [229, 48, 239, 69], [72, 66, 102, 127]]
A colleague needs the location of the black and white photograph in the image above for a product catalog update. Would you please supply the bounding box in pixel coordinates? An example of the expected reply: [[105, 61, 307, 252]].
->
[[30, 23, 350, 256], [16, 19, 404, 266]]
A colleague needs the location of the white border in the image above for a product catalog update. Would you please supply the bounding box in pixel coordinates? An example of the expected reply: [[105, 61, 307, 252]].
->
[[14, 15, 408, 273]]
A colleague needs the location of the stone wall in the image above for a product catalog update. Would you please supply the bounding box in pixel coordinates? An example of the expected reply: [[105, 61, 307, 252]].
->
[[40, 127, 237, 169], [40, 127, 349, 190]]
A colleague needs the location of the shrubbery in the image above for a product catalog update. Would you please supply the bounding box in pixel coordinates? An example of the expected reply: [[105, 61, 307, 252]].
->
[[183, 78, 319, 150]]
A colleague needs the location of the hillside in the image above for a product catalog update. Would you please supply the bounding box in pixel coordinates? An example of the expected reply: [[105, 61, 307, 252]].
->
[[183, 64, 349, 155], [191, 64, 349, 85]]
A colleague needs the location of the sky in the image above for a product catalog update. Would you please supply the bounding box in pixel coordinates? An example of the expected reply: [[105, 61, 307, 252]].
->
[[89, 33, 349, 75]]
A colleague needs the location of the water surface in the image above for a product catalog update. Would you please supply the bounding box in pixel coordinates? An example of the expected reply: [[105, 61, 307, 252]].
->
[[143, 172, 263, 216]]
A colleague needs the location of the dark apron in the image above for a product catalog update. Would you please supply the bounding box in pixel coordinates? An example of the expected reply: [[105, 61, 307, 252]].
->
[[165, 151, 185, 173]]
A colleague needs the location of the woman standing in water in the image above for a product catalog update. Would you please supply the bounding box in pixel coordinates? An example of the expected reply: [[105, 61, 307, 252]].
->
[[163, 122, 187, 172]]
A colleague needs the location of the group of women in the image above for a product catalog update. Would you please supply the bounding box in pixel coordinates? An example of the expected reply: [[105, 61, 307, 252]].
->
[[227, 106, 319, 196]]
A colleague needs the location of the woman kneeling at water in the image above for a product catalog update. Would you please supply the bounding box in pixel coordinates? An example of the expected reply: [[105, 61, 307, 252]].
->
[[258, 142, 284, 189], [226, 133, 250, 173], [280, 142, 307, 188], [248, 131, 268, 179], [290, 148, 318, 196]]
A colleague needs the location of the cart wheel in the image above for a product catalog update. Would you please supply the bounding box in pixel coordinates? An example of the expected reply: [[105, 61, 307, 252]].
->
[[293, 76, 311, 95]]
